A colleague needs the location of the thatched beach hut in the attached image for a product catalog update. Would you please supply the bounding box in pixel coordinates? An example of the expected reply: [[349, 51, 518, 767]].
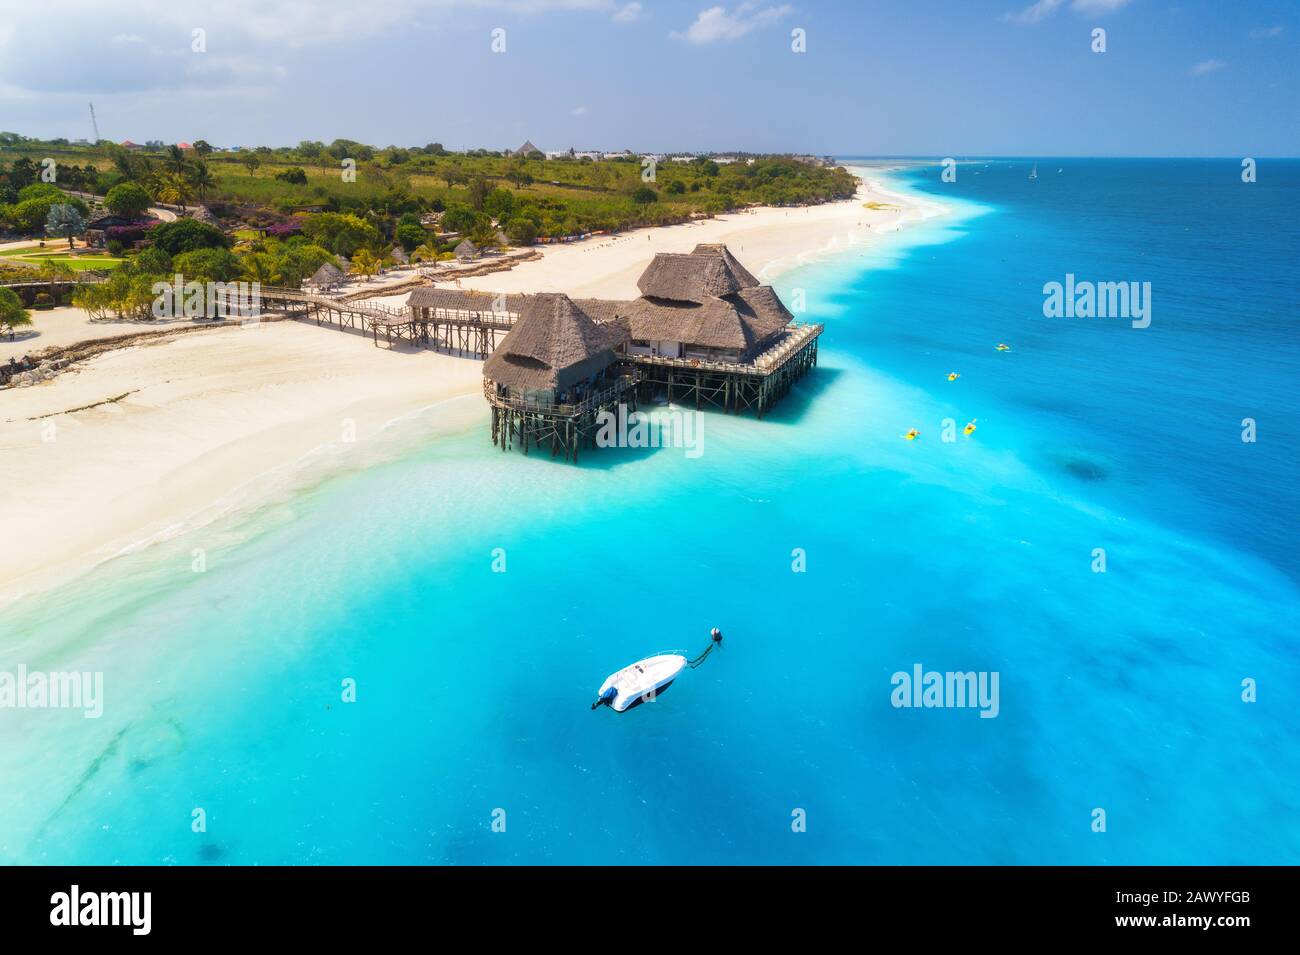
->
[[483, 293, 636, 459], [483, 293, 621, 404], [620, 243, 791, 362], [454, 239, 479, 261], [308, 262, 344, 290]]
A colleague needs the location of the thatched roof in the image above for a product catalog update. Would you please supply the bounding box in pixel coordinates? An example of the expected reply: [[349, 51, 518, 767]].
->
[[310, 262, 344, 286], [636, 244, 760, 303], [619, 244, 790, 354], [407, 287, 527, 314], [454, 239, 479, 258], [389, 246, 409, 265], [617, 298, 759, 352], [483, 293, 620, 393]]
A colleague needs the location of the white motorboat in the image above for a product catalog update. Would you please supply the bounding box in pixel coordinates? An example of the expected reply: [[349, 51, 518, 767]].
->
[[592, 629, 724, 713], [592, 654, 686, 712]]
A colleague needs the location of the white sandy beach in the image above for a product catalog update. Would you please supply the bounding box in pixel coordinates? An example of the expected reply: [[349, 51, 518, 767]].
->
[[0, 170, 941, 606]]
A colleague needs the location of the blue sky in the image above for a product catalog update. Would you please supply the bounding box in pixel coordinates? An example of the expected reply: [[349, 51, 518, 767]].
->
[[0, 0, 1294, 155]]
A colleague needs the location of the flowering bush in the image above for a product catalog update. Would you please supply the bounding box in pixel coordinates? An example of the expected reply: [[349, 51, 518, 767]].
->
[[263, 220, 303, 238]]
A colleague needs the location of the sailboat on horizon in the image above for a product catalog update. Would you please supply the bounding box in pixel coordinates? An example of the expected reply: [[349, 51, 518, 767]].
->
[[1029, 163, 1038, 180]]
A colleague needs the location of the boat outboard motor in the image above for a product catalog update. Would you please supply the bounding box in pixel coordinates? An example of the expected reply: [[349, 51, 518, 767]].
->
[[591, 686, 617, 710], [710, 627, 723, 645]]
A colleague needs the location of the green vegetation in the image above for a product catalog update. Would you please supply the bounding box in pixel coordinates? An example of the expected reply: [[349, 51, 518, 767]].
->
[[105, 182, 153, 217], [147, 219, 229, 256], [2, 134, 855, 243], [46, 203, 87, 250], [1, 133, 857, 322], [0, 287, 31, 329]]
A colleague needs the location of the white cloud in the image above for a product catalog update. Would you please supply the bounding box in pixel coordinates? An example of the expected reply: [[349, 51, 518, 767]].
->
[[613, 2, 644, 22], [0, 0, 628, 96], [1004, 0, 1063, 25], [1191, 58, 1227, 76], [571, 105, 588, 115], [0, 1, 621, 53], [673, 3, 793, 45], [1070, 0, 1132, 12], [1248, 25, 1284, 39], [1005, 0, 1130, 24]]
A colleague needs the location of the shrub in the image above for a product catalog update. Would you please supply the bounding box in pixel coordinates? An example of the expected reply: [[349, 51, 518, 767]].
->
[[172, 247, 242, 283], [505, 219, 537, 246], [300, 212, 380, 257], [105, 182, 153, 218], [106, 222, 153, 245], [394, 222, 425, 252], [33, 292, 54, 310], [148, 219, 230, 255], [135, 245, 174, 275], [264, 220, 304, 238]]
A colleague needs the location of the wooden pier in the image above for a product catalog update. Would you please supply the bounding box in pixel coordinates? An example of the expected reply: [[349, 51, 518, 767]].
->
[[257, 286, 406, 333], [486, 373, 638, 462]]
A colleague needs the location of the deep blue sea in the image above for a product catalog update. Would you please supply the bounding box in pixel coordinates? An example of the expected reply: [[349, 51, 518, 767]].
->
[[2, 159, 1297, 865]]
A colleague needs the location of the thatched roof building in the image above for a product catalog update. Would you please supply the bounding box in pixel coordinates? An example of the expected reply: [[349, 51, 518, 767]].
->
[[309, 262, 344, 288], [483, 293, 622, 398], [389, 246, 410, 265], [454, 239, 479, 261], [636, 244, 760, 301], [610, 244, 792, 361]]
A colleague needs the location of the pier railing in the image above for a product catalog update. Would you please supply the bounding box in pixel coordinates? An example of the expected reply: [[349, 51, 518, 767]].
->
[[629, 322, 824, 377], [484, 373, 637, 416], [258, 286, 406, 324]]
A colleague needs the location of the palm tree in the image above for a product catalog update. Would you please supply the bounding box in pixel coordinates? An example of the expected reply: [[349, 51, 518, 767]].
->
[[166, 144, 189, 175], [411, 242, 440, 267], [154, 172, 195, 211], [241, 252, 280, 286], [187, 160, 216, 204], [349, 248, 382, 282], [39, 259, 77, 298]]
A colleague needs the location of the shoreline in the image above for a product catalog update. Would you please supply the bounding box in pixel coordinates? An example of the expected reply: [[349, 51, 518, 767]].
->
[[0, 169, 945, 609]]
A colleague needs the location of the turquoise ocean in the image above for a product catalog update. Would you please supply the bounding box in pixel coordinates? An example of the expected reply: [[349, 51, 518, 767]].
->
[[2, 159, 1297, 865]]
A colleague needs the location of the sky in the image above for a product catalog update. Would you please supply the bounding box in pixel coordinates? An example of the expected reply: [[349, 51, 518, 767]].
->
[[0, 0, 1295, 156]]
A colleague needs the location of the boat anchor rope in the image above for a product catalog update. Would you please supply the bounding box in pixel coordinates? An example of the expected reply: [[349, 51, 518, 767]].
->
[[687, 627, 724, 669]]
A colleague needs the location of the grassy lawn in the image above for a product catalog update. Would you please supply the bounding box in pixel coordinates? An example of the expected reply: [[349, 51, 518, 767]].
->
[[42, 256, 125, 270], [0, 248, 124, 270]]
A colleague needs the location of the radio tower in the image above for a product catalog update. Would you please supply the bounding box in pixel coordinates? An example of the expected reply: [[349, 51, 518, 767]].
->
[[89, 103, 101, 144]]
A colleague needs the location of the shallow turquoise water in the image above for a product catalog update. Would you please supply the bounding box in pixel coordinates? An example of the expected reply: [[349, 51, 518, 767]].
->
[[2, 160, 1297, 864]]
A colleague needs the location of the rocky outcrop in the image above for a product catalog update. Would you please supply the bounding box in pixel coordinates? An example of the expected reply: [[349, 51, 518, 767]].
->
[[2, 357, 71, 387]]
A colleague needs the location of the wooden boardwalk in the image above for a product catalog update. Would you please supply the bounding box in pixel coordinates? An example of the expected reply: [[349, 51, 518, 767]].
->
[[256, 286, 407, 337]]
